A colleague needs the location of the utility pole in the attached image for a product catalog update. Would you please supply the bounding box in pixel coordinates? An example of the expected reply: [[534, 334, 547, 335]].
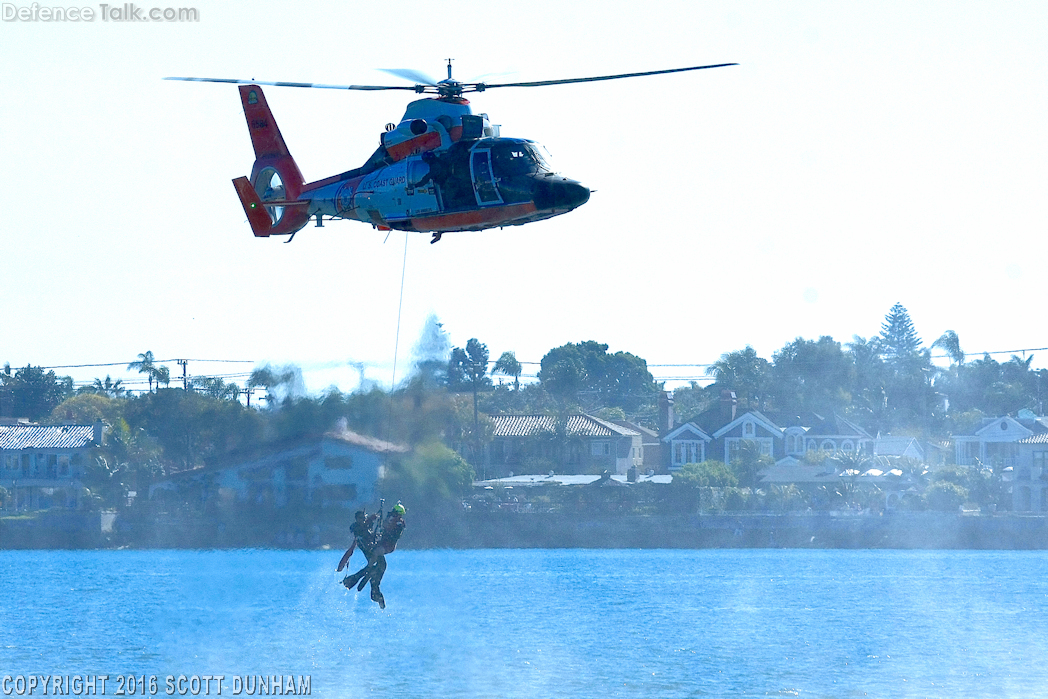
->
[[243, 386, 263, 408], [176, 359, 188, 390]]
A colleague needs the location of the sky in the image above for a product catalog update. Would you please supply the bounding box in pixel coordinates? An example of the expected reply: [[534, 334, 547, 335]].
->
[[1, 0, 1046, 397]]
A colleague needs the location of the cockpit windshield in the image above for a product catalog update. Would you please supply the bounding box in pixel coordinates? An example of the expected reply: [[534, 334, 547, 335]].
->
[[491, 142, 553, 177]]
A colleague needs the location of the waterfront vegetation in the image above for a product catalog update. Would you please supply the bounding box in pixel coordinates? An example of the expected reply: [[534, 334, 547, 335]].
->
[[1, 304, 1045, 522]]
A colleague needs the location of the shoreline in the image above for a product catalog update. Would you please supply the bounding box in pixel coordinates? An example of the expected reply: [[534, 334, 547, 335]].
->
[[4, 510, 1048, 550]]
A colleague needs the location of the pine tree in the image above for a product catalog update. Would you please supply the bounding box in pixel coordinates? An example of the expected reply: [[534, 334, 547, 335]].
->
[[879, 303, 922, 360]]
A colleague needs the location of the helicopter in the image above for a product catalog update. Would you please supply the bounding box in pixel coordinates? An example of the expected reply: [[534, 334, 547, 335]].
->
[[167, 61, 736, 243]]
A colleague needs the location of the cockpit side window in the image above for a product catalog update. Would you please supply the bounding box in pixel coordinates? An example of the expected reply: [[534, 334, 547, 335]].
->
[[492, 143, 545, 176], [525, 145, 552, 173]]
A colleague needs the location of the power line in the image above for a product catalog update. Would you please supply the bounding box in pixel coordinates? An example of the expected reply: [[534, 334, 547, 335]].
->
[[16, 342, 1048, 385], [36, 358, 256, 370]]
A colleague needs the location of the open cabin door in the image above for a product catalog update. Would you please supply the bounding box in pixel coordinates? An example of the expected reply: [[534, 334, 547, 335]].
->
[[470, 149, 503, 206]]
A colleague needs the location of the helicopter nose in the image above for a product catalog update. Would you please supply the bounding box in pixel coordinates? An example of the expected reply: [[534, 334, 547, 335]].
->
[[533, 177, 590, 211]]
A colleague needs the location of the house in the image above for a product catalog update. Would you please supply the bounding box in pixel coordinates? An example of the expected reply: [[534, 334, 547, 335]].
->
[[663, 408, 783, 469], [148, 426, 407, 510], [662, 421, 714, 470], [0, 420, 103, 510], [662, 398, 886, 494], [779, 412, 873, 460], [873, 436, 925, 461], [953, 413, 1048, 469], [484, 414, 642, 477], [1013, 433, 1048, 513], [610, 420, 662, 473]]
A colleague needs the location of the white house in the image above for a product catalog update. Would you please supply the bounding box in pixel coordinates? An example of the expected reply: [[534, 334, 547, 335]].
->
[[1014, 433, 1048, 513], [953, 414, 1048, 469]]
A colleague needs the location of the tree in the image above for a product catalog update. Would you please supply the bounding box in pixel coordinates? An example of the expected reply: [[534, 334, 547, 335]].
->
[[493, 351, 523, 391], [123, 390, 263, 471], [0, 365, 74, 421], [80, 375, 125, 398], [448, 338, 491, 433], [729, 440, 773, 489], [705, 346, 771, 410], [670, 460, 737, 511], [673, 460, 737, 488], [128, 351, 157, 393], [50, 393, 123, 426], [154, 365, 171, 390], [931, 330, 965, 366], [379, 441, 475, 512], [846, 335, 886, 411], [538, 344, 587, 407], [538, 341, 656, 414], [771, 336, 853, 413], [880, 303, 923, 361], [248, 364, 304, 406], [86, 417, 164, 506], [925, 481, 967, 511], [191, 376, 242, 401]]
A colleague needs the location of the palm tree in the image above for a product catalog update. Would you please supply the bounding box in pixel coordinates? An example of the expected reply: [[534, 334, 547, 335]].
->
[[128, 351, 156, 393], [493, 351, 523, 391], [932, 330, 965, 366], [92, 376, 125, 398], [154, 365, 171, 390], [705, 346, 770, 410]]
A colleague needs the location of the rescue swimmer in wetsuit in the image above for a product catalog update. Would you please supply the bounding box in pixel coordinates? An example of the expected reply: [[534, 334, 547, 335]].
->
[[341, 503, 406, 609], [337, 509, 377, 575]]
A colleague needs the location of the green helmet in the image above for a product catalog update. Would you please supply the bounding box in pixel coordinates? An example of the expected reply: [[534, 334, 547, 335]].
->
[[392, 503, 406, 516]]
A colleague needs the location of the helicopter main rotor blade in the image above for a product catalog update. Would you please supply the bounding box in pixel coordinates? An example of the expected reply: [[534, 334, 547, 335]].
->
[[473, 63, 738, 90], [377, 68, 439, 86], [164, 77, 418, 91]]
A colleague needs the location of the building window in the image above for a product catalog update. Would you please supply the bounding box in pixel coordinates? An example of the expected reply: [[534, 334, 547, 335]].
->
[[786, 434, 805, 455], [673, 441, 703, 466], [591, 441, 610, 457], [821, 440, 836, 452], [744, 422, 754, 437]]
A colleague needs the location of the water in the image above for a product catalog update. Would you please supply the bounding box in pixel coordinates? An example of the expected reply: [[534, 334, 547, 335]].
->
[[2, 549, 1048, 698]]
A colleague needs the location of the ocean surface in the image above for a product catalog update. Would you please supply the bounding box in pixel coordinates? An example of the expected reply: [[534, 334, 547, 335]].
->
[[3, 549, 1048, 698]]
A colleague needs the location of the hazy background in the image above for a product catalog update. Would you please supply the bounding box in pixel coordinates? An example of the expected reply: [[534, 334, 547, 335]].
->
[[1, 0, 1045, 394]]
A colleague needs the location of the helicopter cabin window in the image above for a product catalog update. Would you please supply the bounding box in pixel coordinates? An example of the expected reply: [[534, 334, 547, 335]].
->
[[248, 90, 258, 105]]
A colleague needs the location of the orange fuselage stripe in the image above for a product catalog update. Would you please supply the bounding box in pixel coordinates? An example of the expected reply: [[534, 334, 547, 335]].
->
[[410, 202, 538, 231]]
